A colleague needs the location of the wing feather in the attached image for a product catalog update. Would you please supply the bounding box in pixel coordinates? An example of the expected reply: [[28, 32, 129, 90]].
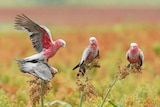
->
[[16, 59, 52, 82], [126, 50, 129, 60], [15, 14, 52, 53], [96, 48, 100, 58], [80, 48, 90, 65], [139, 49, 144, 66], [33, 62, 52, 82], [139, 49, 144, 61]]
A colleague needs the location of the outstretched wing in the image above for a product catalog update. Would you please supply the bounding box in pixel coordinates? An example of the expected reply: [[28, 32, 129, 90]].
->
[[15, 14, 53, 53]]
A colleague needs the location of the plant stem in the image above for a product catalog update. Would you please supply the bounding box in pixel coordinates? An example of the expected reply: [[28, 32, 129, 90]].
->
[[79, 91, 84, 107], [100, 76, 118, 107], [41, 80, 44, 107]]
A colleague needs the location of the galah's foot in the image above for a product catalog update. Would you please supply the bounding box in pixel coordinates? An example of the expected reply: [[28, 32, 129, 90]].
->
[[81, 69, 85, 76], [137, 66, 141, 71], [127, 64, 130, 68], [77, 68, 86, 77]]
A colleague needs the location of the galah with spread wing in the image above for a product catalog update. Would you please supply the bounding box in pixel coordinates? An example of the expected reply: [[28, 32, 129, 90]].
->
[[15, 14, 66, 62], [126, 43, 144, 69], [73, 37, 100, 70], [16, 59, 58, 82]]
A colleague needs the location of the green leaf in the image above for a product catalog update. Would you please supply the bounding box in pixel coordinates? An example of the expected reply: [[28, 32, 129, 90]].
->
[[108, 99, 117, 107]]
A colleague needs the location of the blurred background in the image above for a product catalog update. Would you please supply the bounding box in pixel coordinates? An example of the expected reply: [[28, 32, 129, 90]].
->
[[0, 0, 160, 107], [1, 0, 160, 25]]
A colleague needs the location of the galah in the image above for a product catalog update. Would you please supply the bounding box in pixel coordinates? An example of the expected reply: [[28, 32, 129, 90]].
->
[[16, 59, 58, 82], [73, 37, 99, 70], [15, 14, 66, 62], [126, 43, 144, 69]]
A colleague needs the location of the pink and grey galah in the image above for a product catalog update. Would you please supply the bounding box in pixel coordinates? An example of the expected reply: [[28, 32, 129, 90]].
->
[[16, 59, 58, 82], [126, 43, 144, 69], [15, 14, 66, 62], [73, 37, 100, 70]]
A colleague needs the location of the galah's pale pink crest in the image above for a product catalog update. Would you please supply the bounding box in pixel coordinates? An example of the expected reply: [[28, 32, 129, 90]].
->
[[16, 59, 58, 82], [73, 37, 99, 70], [15, 14, 66, 62], [126, 43, 144, 68]]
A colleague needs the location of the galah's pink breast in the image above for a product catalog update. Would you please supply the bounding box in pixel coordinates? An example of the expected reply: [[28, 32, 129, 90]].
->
[[43, 47, 55, 58], [128, 55, 140, 63]]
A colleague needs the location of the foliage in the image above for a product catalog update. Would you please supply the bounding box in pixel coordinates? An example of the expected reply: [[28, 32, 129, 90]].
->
[[152, 43, 160, 56], [0, 24, 160, 106]]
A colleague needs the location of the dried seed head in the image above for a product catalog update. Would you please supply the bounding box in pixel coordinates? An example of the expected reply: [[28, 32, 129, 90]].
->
[[85, 57, 101, 70], [117, 65, 130, 80], [76, 74, 97, 99], [129, 64, 142, 73], [77, 57, 100, 78], [125, 97, 134, 106], [117, 63, 142, 80], [28, 77, 51, 105], [143, 97, 155, 107], [75, 57, 100, 99]]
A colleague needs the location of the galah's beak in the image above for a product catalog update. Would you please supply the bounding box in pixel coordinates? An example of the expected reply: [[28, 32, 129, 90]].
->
[[131, 46, 134, 50], [89, 37, 96, 44], [59, 39, 66, 48], [62, 41, 66, 48], [90, 39, 96, 45], [62, 43, 66, 48], [90, 40, 94, 44]]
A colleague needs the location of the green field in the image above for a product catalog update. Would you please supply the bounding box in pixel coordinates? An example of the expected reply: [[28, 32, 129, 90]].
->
[[0, 22, 160, 107]]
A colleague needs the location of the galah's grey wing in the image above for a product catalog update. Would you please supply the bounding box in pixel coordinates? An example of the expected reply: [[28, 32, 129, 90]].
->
[[73, 48, 90, 70], [16, 59, 52, 82], [96, 48, 100, 58], [15, 14, 52, 53], [16, 59, 37, 73], [139, 49, 144, 67], [126, 50, 130, 68], [73, 48, 99, 70], [126, 50, 129, 60], [33, 62, 52, 82], [80, 47, 90, 65]]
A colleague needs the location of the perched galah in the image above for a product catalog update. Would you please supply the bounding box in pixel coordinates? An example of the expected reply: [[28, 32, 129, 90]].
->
[[16, 59, 58, 82], [15, 14, 66, 62], [126, 43, 144, 69], [73, 37, 99, 70]]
